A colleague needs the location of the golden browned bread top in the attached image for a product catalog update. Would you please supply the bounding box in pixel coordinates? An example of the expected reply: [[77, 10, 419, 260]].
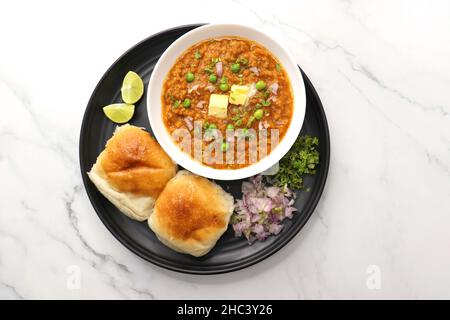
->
[[153, 172, 231, 241], [99, 125, 176, 197]]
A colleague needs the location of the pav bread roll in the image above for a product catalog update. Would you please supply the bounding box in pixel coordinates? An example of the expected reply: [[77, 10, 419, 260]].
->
[[148, 170, 234, 257], [88, 124, 177, 221]]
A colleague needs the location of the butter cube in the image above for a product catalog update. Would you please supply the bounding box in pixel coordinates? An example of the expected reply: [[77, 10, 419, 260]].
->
[[229, 85, 250, 105], [208, 94, 229, 119]]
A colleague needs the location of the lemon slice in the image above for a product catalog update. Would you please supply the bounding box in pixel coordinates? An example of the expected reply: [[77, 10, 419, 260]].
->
[[103, 103, 135, 123], [121, 71, 144, 104]]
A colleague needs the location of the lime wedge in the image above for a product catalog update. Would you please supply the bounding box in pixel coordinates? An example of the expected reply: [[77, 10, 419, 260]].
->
[[103, 103, 135, 123], [121, 71, 144, 104]]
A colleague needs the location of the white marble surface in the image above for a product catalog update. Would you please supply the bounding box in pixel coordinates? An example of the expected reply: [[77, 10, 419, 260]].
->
[[1, 0, 449, 299]]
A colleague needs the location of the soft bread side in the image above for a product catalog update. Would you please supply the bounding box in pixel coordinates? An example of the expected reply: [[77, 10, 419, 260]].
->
[[148, 170, 234, 257], [88, 124, 177, 221], [88, 162, 155, 221]]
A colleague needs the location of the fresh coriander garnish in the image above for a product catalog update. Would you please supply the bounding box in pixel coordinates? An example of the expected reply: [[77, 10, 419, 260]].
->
[[246, 115, 255, 127], [194, 50, 202, 60], [261, 99, 271, 107], [183, 98, 191, 108], [204, 66, 214, 74], [220, 76, 228, 84], [219, 77, 229, 91], [276, 63, 282, 72], [173, 100, 181, 108], [236, 57, 249, 65], [204, 57, 220, 74], [273, 135, 320, 189]]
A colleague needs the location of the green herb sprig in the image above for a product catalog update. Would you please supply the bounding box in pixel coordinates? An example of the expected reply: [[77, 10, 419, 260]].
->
[[273, 135, 319, 190]]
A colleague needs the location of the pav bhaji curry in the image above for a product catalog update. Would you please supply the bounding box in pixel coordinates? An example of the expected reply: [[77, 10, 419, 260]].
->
[[161, 37, 293, 169]]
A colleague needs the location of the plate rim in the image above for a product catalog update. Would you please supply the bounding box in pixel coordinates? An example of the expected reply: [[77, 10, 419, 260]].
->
[[79, 24, 330, 275]]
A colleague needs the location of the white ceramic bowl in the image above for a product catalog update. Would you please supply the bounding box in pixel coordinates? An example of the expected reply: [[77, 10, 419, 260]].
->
[[147, 24, 306, 180]]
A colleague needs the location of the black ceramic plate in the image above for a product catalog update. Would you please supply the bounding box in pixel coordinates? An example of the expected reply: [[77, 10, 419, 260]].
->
[[79, 24, 330, 274]]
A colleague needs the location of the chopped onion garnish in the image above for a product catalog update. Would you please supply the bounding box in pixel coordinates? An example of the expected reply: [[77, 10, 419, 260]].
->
[[188, 84, 200, 94], [216, 61, 223, 77], [269, 82, 278, 95], [267, 95, 277, 103], [196, 100, 206, 109], [249, 66, 259, 76], [231, 175, 296, 243], [246, 83, 257, 100], [206, 84, 216, 93]]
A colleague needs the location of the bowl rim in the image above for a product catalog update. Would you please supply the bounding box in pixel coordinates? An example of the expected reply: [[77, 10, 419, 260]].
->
[[147, 23, 306, 180]]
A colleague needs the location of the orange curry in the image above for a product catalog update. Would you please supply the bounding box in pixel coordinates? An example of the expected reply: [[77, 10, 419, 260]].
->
[[161, 37, 293, 169]]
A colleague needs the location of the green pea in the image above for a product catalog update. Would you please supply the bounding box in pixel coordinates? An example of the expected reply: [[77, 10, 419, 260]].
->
[[183, 98, 191, 108], [208, 123, 217, 129], [219, 83, 229, 92], [231, 63, 240, 73], [209, 74, 217, 83], [221, 141, 229, 152], [254, 109, 264, 120], [256, 80, 266, 91], [226, 124, 234, 130], [186, 72, 195, 82]]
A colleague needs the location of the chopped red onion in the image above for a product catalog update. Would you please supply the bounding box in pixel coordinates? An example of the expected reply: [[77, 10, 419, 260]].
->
[[231, 175, 296, 243], [206, 84, 216, 93], [188, 84, 200, 94], [269, 82, 278, 95], [196, 100, 206, 109], [247, 83, 257, 100], [216, 61, 223, 77], [267, 96, 277, 103], [249, 66, 259, 76]]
